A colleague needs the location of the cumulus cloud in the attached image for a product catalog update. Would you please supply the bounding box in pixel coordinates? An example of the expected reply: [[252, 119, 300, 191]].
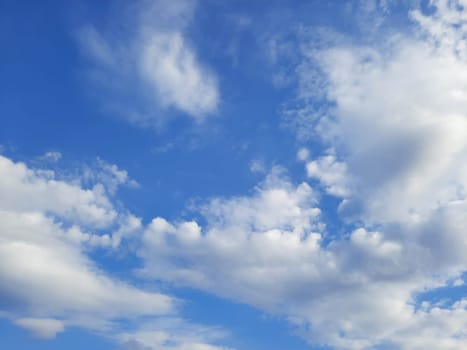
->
[[135, 1, 467, 349], [303, 1, 467, 228], [0, 155, 229, 350], [304, 151, 350, 197], [5, 2, 467, 350], [78, 0, 219, 124], [137, 168, 467, 349], [0, 155, 173, 329]]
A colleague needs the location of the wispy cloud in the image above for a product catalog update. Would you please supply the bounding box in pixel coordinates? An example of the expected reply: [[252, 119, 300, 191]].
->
[[78, 0, 219, 126]]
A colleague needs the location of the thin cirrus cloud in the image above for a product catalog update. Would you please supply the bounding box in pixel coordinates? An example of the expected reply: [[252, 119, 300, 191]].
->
[[78, 0, 219, 125]]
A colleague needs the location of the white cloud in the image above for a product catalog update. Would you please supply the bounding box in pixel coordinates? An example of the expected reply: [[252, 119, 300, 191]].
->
[[14, 318, 65, 339], [0, 156, 173, 332], [296, 148, 310, 161], [5, 2, 467, 349], [304, 151, 350, 197], [0, 155, 116, 228], [293, 0, 467, 225], [0, 155, 229, 350], [136, 2, 467, 349], [39, 151, 62, 162], [249, 159, 266, 174], [119, 318, 233, 350], [78, 0, 219, 123], [137, 167, 467, 349], [139, 168, 323, 310], [139, 32, 219, 118]]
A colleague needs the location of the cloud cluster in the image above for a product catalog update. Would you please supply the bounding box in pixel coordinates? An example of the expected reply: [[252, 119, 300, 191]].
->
[[4, 1, 467, 350], [137, 164, 467, 349], [135, 1, 467, 349], [0, 155, 229, 350]]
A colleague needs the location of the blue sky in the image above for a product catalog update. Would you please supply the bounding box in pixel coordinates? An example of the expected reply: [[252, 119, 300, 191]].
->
[[2, 0, 467, 349]]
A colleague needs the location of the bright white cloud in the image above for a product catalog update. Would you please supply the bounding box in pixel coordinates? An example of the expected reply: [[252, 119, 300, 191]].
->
[[139, 32, 219, 118], [138, 167, 467, 349], [294, 0, 467, 225], [5, 2, 467, 350], [0, 155, 116, 228], [304, 151, 350, 197], [78, 0, 219, 123], [0, 155, 229, 350], [0, 156, 173, 334], [136, 2, 467, 349]]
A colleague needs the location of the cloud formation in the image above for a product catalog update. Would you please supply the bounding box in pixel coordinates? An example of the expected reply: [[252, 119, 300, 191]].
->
[[0, 155, 229, 350], [4, 1, 467, 350], [78, 0, 219, 124], [134, 1, 467, 349]]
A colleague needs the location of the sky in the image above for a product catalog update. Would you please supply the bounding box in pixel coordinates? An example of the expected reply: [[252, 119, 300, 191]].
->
[[1, 0, 467, 349]]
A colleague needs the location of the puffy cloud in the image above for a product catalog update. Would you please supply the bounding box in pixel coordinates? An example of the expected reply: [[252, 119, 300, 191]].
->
[[0, 155, 116, 228], [138, 168, 467, 349], [286, 0, 467, 225], [304, 151, 350, 197], [139, 31, 219, 118], [136, 2, 467, 349], [139, 168, 323, 310], [0, 156, 173, 333], [0, 155, 229, 350], [78, 0, 219, 124]]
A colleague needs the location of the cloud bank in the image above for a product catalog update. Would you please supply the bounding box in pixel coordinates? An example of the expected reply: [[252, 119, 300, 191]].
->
[[0, 155, 230, 350]]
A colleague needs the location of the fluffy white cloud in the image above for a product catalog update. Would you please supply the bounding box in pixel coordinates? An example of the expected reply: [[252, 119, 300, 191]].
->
[[78, 0, 219, 123], [0, 155, 230, 350], [0, 156, 173, 336], [139, 31, 219, 118], [138, 168, 467, 349], [136, 2, 467, 349], [0, 156, 116, 228], [305, 151, 350, 197], [300, 0, 467, 226], [5, 2, 467, 349]]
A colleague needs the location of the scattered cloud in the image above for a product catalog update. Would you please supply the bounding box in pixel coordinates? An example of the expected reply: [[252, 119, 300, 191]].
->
[[38, 151, 62, 163], [0, 155, 230, 350], [296, 148, 310, 161], [304, 150, 350, 197], [249, 159, 266, 174], [137, 166, 467, 349], [134, 1, 467, 349], [5, 1, 467, 350], [78, 0, 219, 125]]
